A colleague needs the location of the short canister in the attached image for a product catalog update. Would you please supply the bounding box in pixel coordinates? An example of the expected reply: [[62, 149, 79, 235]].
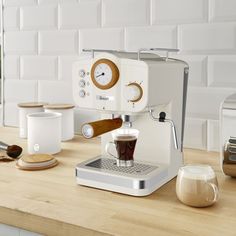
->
[[18, 102, 46, 139], [44, 104, 75, 141], [27, 112, 62, 154]]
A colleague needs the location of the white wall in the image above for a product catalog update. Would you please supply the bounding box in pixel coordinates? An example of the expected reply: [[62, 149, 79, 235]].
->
[[2, 0, 236, 151]]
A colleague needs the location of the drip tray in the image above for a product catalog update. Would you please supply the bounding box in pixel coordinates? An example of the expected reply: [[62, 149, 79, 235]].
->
[[85, 158, 158, 176], [76, 156, 169, 196]]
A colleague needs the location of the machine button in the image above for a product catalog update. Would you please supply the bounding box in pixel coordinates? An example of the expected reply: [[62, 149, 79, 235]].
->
[[124, 83, 143, 102], [79, 69, 86, 78], [79, 79, 86, 88], [79, 90, 86, 98]]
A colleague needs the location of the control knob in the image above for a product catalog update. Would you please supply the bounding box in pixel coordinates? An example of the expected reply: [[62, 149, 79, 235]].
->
[[79, 79, 86, 88], [124, 83, 143, 102], [79, 90, 86, 98]]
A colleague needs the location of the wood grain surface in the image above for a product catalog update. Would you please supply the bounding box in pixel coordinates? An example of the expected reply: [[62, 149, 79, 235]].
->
[[0, 127, 235, 236]]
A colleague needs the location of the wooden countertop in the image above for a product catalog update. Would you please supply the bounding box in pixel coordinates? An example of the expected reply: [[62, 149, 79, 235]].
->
[[0, 127, 235, 236]]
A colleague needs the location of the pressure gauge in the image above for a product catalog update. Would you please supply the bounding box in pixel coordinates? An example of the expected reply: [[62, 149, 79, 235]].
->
[[91, 59, 119, 90]]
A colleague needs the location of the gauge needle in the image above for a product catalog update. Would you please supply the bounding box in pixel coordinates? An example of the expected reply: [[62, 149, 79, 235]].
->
[[96, 73, 105, 78]]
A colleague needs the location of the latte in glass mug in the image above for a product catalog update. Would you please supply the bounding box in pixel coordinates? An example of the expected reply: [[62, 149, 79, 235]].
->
[[176, 165, 219, 207]]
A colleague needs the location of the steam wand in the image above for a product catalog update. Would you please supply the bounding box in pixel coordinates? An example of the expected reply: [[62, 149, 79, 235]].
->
[[149, 110, 179, 150]]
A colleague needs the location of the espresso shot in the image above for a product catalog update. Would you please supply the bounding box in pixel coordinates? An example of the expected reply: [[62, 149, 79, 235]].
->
[[114, 135, 137, 161], [106, 128, 139, 167]]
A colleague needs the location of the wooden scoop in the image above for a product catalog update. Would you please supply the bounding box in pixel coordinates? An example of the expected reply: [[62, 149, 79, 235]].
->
[[0, 141, 23, 158]]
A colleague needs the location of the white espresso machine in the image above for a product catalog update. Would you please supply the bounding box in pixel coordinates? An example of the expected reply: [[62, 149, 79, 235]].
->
[[72, 48, 189, 196]]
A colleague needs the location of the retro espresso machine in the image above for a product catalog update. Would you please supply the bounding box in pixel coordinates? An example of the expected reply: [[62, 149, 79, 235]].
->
[[72, 48, 189, 196]]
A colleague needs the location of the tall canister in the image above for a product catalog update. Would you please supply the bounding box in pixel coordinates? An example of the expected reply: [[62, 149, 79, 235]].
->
[[18, 102, 46, 138], [220, 93, 236, 177], [44, 104, 75, 141]]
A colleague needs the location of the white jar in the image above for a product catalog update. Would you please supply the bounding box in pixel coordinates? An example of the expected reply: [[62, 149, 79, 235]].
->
[[18, 102, 45, 139], [44, 104, 75, 141], [27, 112, 62, 154]]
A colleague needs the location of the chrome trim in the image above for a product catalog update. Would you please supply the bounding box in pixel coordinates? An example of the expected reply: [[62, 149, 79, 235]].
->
[[83, 48, 179, 60], [181, 67, 189, 152], [137, 48, 179, 60]]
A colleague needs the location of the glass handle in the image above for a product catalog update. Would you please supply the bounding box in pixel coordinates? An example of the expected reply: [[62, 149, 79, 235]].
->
[[208, 183, 219, 203], [105, 142, 117, 159]]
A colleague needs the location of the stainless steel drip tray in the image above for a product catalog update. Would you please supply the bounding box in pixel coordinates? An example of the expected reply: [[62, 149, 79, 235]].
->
[[76, 156, 169, 196]]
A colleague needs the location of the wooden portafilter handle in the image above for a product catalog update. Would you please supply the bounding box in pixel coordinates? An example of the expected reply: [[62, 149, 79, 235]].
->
[[81, 118, 123, 139]]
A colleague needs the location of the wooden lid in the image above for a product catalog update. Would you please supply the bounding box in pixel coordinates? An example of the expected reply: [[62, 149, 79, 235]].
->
[[16, 154, 58, 171], [44, 104, 75, 110], [16, 159, 58, 171], [21, 154, 54, 163], [18, 102, 47, 108]]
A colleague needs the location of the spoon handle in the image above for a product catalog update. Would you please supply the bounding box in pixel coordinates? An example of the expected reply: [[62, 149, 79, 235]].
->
[[0, 141, 9, 150]]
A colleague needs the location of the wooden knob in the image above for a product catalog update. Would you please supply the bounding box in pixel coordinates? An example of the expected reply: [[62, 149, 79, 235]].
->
[[81, 118, 122, 139]]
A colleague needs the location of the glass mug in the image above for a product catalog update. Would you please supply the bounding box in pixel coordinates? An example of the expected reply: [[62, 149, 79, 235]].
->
[[105, 128, 139, 167], [176, 165, 219, 207]]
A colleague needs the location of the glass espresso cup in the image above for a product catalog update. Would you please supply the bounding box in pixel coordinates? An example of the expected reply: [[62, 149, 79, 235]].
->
[[176, 165, 219, 207], [105, 128, 139, 167]]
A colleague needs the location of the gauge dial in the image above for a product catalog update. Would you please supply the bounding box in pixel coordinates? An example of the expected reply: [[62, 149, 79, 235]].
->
[[91, 59, 119, 90], [125, 83, 143, 102]]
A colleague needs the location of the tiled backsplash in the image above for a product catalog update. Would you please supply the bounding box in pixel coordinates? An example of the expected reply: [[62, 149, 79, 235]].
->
[[2, 0, 236, 151]]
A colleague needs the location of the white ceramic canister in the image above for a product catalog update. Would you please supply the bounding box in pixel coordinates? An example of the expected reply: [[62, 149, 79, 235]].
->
[[18, 102, 46, 138], [27, 112, 62, 154], [44, 104, 75, 141]]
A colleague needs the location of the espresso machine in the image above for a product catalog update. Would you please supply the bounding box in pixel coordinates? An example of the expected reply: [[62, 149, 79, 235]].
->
[[72, 48, 189, 196]]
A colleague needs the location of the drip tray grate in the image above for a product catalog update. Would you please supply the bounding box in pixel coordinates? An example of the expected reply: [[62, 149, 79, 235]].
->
[[85, 158, 158, 176]]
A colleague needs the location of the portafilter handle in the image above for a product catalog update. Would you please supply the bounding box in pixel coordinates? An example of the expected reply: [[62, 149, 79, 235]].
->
[[81, 118, 123, 139]]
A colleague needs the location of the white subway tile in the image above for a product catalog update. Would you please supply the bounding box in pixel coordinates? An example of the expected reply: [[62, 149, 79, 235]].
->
[[173, 55, 207, 87], [59, 56, 80, 81], [4, 0, 37, 6], [179, 23, 236, 54], [207, 120, 220, 152], [125, 26, 177, 51], [4, 103, 19, 127], [4, 7, 20, 30], [4, 79, 37, 103], [79, 28, 124, 52], [4, 31, 37, 54], [152, 0, 208, 25], [21, 56, 58, 80], [102, 0, 150, 27], [39, 0, 76, 3], [210, 0, 236, 22], [4, 56, 19, 79], [184, 118, 207, 150], [0, 223, 20, 236], [38, 81, 73, 103], [59, 1, 100, 29], [208, 55, 236, 88], [186, 88, 236, 119], [20, 229, 42, 236], [39, 31, 78, 54], [21, 5, 57, 30]]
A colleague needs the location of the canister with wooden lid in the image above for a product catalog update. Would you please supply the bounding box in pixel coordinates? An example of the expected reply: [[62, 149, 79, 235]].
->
[[44, 104, 75, 141], [18, 102, 46, 138]]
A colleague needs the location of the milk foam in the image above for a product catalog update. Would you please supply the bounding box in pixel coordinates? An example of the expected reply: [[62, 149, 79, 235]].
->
[[180, 165, 215, 180]]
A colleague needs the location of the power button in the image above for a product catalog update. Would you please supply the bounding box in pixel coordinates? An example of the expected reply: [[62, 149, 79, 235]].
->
[[79, 90, 86, 98]]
